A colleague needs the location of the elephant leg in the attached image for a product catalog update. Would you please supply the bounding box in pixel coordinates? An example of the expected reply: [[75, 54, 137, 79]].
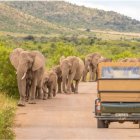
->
[[53, 88, 56, 97], [42, 85, 47, 100], [29, 79, 37, 104], [89, 68, 93, 82], [95, 69, 98, 81], [26, 84, 30, 101], [71, 82, 75, 93], [18, 96, 26, 106], [37, 87, 43, 99], [92, 67, 97, 81], [74, 80, 79, 93], [35, 87, 38, 99], [57, 78, 62, 93], [67, 71, 76, 93], [25, 82, 29, 101], [17, 77, 26, 106], [43, 92, 47, 100], [37, 79, 44, 99], [62, 77, 67, 93], [82, 69, 88, 82], [48, 87, 52, 99]]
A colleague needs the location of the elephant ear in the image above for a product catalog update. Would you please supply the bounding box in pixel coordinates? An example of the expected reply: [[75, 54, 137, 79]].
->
[[32, 51, 45, 71], [9, 48, 23, 70]]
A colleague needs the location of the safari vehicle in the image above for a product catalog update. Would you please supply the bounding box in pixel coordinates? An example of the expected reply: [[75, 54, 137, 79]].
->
[[95, 62, 140, 128]]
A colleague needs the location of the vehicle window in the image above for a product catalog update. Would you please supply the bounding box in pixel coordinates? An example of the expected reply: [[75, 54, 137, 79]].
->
[[101, 67, 140, 78]]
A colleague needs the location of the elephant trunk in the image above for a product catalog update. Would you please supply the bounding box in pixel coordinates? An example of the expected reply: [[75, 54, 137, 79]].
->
[[16, 65, 28, 104], [17, 71, 27, 105]]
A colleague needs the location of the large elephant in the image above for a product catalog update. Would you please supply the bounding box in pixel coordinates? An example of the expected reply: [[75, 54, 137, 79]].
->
[[60, 56, 84, 94], [10, 48, 45, 106], [42, 71, 57, 99], [52, 65, 62, 93], [82, 53, 111, 82]]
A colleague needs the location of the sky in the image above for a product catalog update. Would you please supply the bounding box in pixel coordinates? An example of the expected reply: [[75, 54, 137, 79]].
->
[[65, 0, 140, 21]]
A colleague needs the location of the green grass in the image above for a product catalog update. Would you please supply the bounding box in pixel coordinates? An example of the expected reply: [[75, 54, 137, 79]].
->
[[0, 93, 17, 140]]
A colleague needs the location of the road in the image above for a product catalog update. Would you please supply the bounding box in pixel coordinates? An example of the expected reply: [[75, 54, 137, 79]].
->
[[14, 82, 140, 140]]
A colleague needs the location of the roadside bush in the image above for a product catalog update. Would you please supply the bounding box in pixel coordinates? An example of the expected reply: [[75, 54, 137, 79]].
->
[[47, 42, 78, 68], [0, 43, 18, 97], [0, 94, 16, 140], [112, 51, 136, 60]]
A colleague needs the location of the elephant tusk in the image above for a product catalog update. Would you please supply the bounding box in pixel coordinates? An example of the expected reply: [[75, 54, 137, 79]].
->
[[21, 72, 26, 80]]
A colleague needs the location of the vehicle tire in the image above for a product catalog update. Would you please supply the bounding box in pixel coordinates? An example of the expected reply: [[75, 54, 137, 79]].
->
[[97, 119, 108, 128], [97, 119, 105, 128], [104, 122, 109, 128]]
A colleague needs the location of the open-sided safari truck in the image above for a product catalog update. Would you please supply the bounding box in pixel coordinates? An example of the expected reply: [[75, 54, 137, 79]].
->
[[95, 62, 140, 128]]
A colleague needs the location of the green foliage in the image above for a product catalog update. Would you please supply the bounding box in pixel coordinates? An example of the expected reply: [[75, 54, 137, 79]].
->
[[46, 42, 78, 68], [0, 94, 16, 140], [0, 107, 15, 139], [112, 51, 136, 60], [0, 43, 18, 97]]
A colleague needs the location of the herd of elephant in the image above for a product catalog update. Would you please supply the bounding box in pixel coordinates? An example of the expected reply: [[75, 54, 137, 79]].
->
[[10, 48, 137, 107]]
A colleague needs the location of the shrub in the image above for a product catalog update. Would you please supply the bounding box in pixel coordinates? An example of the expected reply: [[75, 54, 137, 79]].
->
[[0, 43, 18, 97], [112, 51, 136, 60], [0, 94, 16, 140], [23, 35, 35, 41]]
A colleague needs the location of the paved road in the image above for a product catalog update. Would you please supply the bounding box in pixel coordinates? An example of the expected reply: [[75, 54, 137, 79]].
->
[[15, 82, 140, 140]]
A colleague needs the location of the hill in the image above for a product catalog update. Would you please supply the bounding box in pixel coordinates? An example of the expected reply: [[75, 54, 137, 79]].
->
[[0, 3, 72, 34], [4, 1, 140, 33]]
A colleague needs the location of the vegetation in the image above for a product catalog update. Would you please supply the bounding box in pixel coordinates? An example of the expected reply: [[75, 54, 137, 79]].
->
[[0, 35, 140, 138], [0, 42, 18, 96], [0, 1, 139, 138], [0, 93, 16, 139], [0, 2, 72, 35], [4, 1, 140, 33], [0, 42, 18, 139]]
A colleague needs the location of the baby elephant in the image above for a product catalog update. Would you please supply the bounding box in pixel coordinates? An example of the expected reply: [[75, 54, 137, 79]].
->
[[42, 71, 58, 99]]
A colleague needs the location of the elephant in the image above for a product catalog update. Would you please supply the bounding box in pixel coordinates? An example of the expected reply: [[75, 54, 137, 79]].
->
[[82, 53, 112, 82], [42, 71, 57, 99], [82, 53, 102, 82], [10, 48, 45, 106], [52, 65, 62, 93], [60, 56, 84, 94]]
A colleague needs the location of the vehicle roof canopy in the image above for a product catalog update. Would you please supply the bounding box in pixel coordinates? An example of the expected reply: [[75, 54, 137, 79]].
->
[[98, 62, 140, 79]]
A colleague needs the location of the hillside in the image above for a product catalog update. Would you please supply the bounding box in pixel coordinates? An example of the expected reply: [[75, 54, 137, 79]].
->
[[0, 3, 72, 34], [5, 1, 140, 33]]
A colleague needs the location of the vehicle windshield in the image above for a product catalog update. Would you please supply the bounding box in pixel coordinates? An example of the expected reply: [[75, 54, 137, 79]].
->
[[101, 66, 140, 78]]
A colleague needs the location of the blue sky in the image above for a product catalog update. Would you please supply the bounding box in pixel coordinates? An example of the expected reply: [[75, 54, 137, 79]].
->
[[65, 0, 140, 21]]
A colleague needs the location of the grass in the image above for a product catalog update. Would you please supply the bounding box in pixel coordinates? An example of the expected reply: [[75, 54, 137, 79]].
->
[[0, 93, 17, 140], [0, 29, 140, 40]]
